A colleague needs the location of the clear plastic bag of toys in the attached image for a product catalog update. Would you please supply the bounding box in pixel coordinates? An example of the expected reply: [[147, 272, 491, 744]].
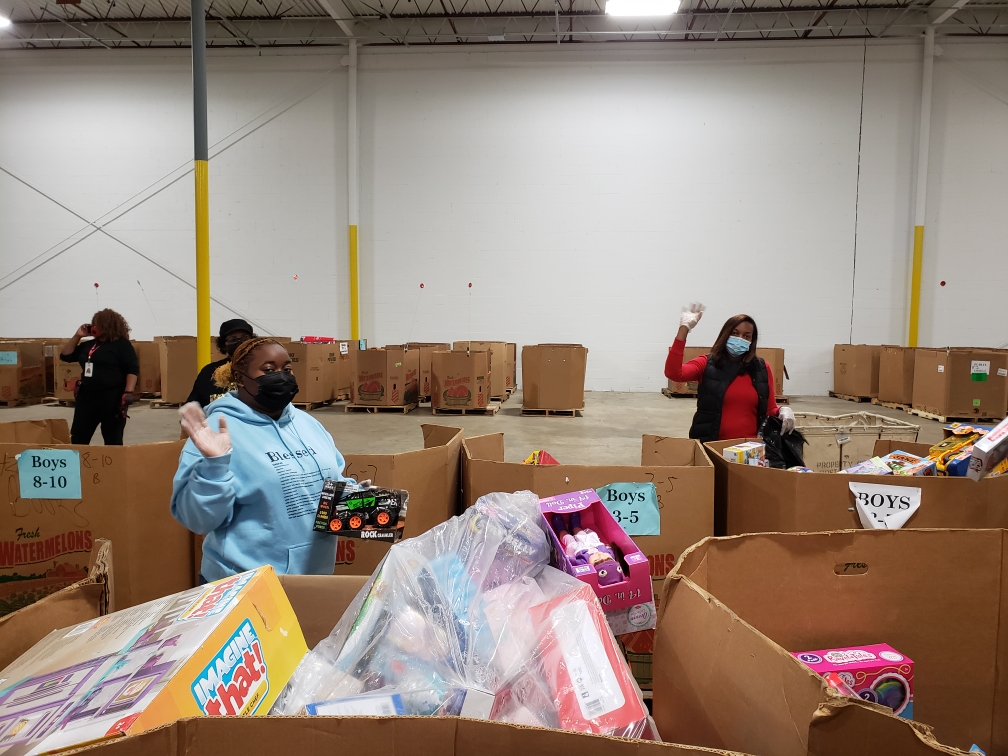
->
[[271, 491, 653, 740]]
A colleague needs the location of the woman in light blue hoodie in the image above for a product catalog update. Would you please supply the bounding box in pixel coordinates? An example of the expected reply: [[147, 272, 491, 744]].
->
[[171, 338, 349, 582]]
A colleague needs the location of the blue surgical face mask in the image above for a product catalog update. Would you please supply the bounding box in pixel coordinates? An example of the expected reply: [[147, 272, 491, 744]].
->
[[726, 335, 751, 357]]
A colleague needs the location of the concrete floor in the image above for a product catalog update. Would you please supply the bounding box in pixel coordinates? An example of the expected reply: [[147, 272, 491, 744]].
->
[[1, 392, 944, 464]]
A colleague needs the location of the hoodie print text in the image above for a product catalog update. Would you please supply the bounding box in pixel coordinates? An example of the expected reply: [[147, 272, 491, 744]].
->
[[264, 446, 327, 520]]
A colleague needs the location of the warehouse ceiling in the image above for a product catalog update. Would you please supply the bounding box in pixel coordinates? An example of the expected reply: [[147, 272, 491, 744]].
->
[[0, 0, 1005, 48]]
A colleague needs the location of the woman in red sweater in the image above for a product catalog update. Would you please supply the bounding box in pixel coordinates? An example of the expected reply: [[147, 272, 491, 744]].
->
[[665, 303, 794, 442]]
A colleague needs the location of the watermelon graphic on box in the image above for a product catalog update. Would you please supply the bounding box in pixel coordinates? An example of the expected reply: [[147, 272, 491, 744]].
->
[[358, 379, 384, 402], [444, 384, 471, 406]]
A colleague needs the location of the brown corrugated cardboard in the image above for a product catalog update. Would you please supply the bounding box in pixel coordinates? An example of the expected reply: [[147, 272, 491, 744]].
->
[[0, 440, 193, 614], [132, 340, 162, 395], [0, 342, 45, 403], [54, 360, 81, 403], [793, 412, 919, 474], [406, 342, 452, 400], [454, 341, 507, 399], [667, 347, 708, 394], [654, 529, 1008, 755], [705, 437, 1008, 537], [432, 350, 490, 411], [0, 419, 71, 444], [351, 347, 420, 407], [506, 342, 517, 393], [833, 344, 881, 398], [878, 346, 916, 405], [277, 573, 368, 648], [912, 347, 1008, 420], [0, 539, 111, 671], [286, 342, 334, 404], [157, 336, 198, 404], [333, 425, 463, 576], [464, 433, 713, 584], [521, 344, 588, 410], [331, 339, 363, 399], [59, 708, 742, 756]]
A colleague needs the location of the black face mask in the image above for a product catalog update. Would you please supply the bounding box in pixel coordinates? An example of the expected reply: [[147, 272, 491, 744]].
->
[[246, 371, 298, 412]]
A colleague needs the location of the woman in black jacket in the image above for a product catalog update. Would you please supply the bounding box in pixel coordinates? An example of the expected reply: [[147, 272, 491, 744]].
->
[[60, 309, 139, 445]]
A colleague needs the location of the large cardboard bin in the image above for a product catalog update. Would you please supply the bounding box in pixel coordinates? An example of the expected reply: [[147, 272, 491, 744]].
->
[[0, 342, 45, 402], [454, 341, 507, 400], [653, 529, 1008, 756], [0, 440, 193, 615], [158, 336, 198, 404], [912, 347, 1008, 420], [431, 350, 490, 411], [878, 346, 916, 405], [793, 412, 919, 474], [132, 340, 162, 395], [286, 342, 337, 404], [0, 419, 70, 444], [833, 344, 881, 398], [521, 344, 588, 411], [405, 342, 451, 401], [706, 437, 1008, 537], [351, 347, 420, 407]]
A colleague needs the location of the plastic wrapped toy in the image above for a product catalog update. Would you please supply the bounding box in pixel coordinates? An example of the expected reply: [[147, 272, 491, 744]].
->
[[272, 491, 651, 739]]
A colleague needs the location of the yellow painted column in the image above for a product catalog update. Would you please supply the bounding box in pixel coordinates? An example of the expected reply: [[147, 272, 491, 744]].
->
[[349, 224, 359, 340], [195, 160, 211, 367], [908, 226, 924, 347]]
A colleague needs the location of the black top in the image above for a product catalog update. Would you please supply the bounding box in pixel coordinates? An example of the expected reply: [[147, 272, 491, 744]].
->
[[60, 338, 139, 393], [187, 359, 229, 408]]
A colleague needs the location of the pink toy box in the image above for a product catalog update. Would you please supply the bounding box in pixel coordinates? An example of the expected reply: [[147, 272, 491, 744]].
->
[[539, 489, 655, 634], [792, 643, 914, 720]]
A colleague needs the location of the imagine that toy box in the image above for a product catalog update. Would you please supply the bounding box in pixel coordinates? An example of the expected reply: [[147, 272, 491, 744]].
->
[[0, 566, 307, 755], [792, 643, 914, 720]]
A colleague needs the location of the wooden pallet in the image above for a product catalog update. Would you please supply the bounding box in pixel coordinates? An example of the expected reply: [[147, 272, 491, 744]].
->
[[520, 406, 584, 417], [777, 396, 790, 406], [149, 400, 184, 409], [0, 396, 45, 408], [293, 400, 334, 412], [345, 402, 419, 414], [432, 401, 501, 416], [662, 388, 696, 398], [872, 398, 912, 413], [829, 391, 873, 403], [138, 392, 161, 400], [908, 407, 1000, 424]]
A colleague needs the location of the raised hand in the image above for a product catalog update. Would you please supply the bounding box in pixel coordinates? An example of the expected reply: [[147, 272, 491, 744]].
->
[[179, 402, 232, 458], [679, 302, 706, 332]]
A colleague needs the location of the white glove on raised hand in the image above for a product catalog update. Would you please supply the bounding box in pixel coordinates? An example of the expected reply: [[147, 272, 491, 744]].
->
[[779, 406, 795, 434], [679, 302, 706, 332], [179, 402, 232, 458]]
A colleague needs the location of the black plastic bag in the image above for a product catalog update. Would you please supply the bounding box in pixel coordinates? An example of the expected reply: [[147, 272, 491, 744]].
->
[[761, 414, 807, 469]]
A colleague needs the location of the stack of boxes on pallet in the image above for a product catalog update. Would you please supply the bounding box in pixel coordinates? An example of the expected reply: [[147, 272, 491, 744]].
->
[[835, 343, 1008, 422], [521, 344, 588, 416], [349, 346, 420, 412]]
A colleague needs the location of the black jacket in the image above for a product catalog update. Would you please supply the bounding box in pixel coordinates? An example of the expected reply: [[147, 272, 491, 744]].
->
[[688, 355, 770, 443], [60, 338, 138, 393], [187, 359, 229, 407]]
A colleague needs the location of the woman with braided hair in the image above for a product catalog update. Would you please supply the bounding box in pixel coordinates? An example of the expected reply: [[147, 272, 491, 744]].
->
[[171, 337, 352, 583]]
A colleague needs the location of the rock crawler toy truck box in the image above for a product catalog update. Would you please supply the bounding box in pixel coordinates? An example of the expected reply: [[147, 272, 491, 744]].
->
[[314, 481, 408, 542]]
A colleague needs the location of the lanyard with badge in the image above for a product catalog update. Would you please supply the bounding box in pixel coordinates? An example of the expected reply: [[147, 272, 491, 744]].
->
[[84, 342, 99, 378]]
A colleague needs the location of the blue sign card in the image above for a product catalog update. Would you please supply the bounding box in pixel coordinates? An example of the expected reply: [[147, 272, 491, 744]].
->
[[595, 482, 661, 536], [18, 449, 82, 499], [0, 352, 18, 366]]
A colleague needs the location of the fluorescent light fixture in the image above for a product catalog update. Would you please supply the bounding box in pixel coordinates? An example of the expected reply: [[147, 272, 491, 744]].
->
[[605, 0, 679, 15], [0, 15, 11, 28]]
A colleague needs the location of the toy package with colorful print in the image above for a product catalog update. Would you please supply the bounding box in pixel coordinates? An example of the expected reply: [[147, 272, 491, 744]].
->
[[313, 480, 409, 542], [0, 566, 307, 755], [539, 489, 656, 632], [272, 491, 652, 739], [792, 643, 914, 720]]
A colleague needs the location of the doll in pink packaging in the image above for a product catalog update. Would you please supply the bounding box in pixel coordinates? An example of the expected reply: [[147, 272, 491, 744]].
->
[[550, 512, 625, 586]]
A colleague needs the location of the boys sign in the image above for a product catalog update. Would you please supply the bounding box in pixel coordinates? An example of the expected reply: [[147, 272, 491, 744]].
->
[[849, 482, 921, 529]]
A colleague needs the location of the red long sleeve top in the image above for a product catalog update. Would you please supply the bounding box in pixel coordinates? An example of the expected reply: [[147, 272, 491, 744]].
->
[[665, 338, 779, 441]]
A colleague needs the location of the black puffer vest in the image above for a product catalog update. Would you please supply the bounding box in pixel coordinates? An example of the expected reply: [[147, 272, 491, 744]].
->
[[688, 355, 770, 443]]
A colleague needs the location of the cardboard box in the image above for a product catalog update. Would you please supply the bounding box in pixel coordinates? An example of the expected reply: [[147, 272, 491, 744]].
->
[[0, 419, 70, 445], [878, 346, 916, 405], [286, 343, 334, 404], [833, 344, 881, 398], [350, 347, 419, 407], [157, 336, 198, 404], [506, 342, 517, 393], [666, 347, 785, 397], [705, 437, 1008, 537], [666, 347, 708, 395], [0, 440, 193, 615], [0, 566, 307, 755], [331, 339, 365, 400], [453, 341, 507, 399], [431, 350, 489, 411], [521, 344, 588, 411], [54, 361, 82, 403], [405, 342, 451, 400], [333, 425, 463, 576], [912, 347, 1008, 420], [0, 539, 111, 672], [794, 412, 920, 474], [464, 433, 713, 586], [653, 529, 1008, 755], [0, 342, 45, 403], [132, 340, 162, 396]]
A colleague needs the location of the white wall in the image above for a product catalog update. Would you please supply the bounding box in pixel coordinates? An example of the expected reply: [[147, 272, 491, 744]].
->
[[1, 39, 1005, 393]]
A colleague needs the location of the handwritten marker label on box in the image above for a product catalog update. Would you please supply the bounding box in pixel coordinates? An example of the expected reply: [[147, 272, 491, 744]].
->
[[17, 450, 82, 499]]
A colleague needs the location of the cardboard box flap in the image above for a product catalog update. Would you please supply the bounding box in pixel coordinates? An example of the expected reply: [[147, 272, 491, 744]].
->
[[278, 574, 368, 648], [808, 700, 964, 756], [463, 433, 505, 463], [642, 435, 707, 467]]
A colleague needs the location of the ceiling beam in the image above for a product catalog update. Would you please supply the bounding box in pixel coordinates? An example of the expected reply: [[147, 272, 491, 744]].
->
[[317, 0, 355, 36], [932, 0, 972, 24]]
